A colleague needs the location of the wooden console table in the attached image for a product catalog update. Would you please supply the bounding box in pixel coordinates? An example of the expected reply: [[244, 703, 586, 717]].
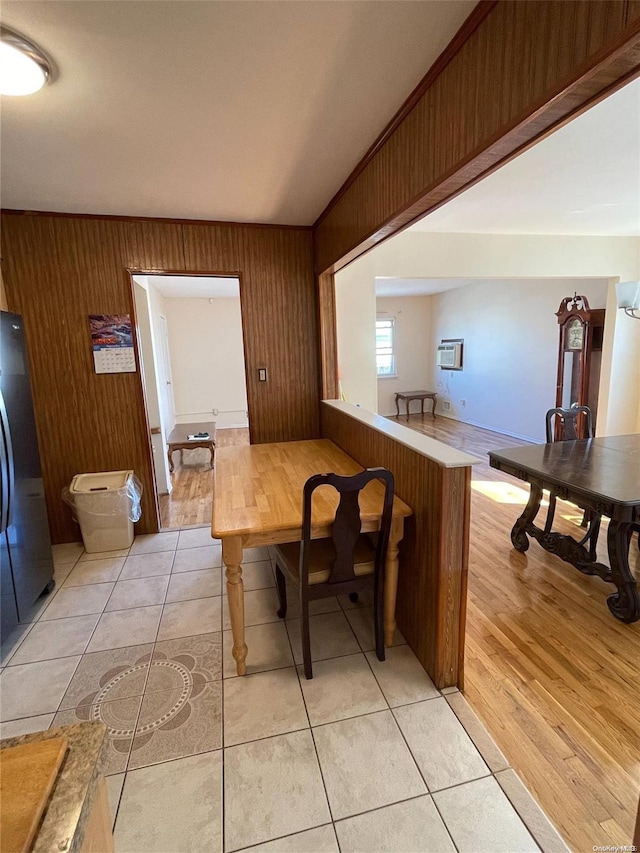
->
[[167, 421, 216, 473], [395, 391, 437, 421]]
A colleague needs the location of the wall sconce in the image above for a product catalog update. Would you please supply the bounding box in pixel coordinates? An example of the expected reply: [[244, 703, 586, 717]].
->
[[616, 281, 640, 320]]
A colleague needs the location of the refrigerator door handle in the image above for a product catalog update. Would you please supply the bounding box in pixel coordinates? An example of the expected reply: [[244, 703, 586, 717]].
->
[[0, 390, 14, 533]]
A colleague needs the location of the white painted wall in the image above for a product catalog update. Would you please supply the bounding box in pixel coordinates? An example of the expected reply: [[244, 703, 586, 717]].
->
[[637, 238, 640, 432], [163, 297, 248, 429], [335, 260, 377, 412], [334, 232, 640, 435], [429, 278, 608, 441], [376, 296, 433, 416]]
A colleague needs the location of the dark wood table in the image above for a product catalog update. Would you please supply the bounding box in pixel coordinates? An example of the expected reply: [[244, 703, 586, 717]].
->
[[395, 391, 437, 420], [167, 421, 216, 473], [489, 434, 640, 623]]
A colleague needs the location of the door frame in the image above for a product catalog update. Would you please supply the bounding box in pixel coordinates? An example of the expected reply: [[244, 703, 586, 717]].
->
[[126, 267, 250, 530]]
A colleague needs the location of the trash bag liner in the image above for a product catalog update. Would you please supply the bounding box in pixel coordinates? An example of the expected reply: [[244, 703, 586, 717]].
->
[[62, 471, 143, 523]]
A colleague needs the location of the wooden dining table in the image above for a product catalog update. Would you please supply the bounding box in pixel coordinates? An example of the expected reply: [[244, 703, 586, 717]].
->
[[489, 434, 640, 623], [212, 439, 413, 675]]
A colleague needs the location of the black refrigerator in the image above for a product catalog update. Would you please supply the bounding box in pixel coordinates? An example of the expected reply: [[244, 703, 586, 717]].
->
[[1, 311, 54, 641]]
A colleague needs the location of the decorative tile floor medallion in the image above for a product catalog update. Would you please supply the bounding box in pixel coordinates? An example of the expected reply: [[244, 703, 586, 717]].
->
[[131, 673, 193, 747], [80, 650, 153, 710], [60, 634, 222, 770]]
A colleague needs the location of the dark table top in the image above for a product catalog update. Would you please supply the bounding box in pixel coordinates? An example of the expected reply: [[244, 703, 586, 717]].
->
[[489, 434, 640, 507], [168, 421, 217, 444], [395, 390, 437, 397]]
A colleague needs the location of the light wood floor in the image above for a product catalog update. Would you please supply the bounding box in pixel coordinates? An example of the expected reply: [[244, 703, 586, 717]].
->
[[159, 427, 249, 529], [399, 413, 640, 852]]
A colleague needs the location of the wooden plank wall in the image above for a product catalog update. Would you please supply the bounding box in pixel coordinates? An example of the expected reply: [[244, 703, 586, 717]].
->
[[0, 212, 318, 543], [314, 0, 640, 274], [317, 272, 339, 401], [321, 404, 471, 688]]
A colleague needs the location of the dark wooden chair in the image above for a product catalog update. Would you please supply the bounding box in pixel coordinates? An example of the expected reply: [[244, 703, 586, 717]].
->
[[544, 406, 600, 556], [545, 405, 593, 444], [272, 467, 394, 680]]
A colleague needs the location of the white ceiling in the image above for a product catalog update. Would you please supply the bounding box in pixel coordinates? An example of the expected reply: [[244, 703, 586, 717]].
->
[[376, 276, 609, 298], [410, 77, 640, 236], [375, 277, 474, 297], [137, 275, 239, 299], [0, 0, 475, 225]]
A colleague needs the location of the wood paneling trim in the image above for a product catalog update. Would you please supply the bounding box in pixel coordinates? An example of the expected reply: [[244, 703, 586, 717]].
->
[[1, 212, 320, 543], [1, 208, 311, 232], [314, 0, 498, 226], [314, 1, 640, 274], [182, 223, 320, 445], [124, 220, 185, 271], [321, 403, 471, 687], [317, 272, 338, 400]]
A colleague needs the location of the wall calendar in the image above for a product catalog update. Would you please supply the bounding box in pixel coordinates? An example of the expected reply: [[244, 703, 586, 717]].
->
[[89, 314, 136, 374]]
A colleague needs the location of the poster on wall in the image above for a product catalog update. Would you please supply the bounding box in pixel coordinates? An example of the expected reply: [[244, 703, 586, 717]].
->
[[89, 314, 136, 374]]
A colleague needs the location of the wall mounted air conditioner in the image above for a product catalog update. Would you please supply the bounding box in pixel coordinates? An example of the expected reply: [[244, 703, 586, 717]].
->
[[437, 341, 463, 369]]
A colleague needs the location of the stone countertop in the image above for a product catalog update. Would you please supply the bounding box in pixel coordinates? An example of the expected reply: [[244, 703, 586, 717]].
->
[[0, 721, 108, 853]]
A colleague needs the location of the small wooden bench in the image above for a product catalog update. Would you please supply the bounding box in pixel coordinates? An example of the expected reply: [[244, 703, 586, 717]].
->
[[167, 421, 217, 473], [395, 391, 437, 420]]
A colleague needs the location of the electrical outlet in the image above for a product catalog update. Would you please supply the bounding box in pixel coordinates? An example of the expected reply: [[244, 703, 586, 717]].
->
[[212, 408, 219, 416], [460, 399, 466, 407], [258, 368, 267, 382]]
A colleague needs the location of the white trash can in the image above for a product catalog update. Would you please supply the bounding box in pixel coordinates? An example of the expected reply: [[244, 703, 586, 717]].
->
[[69, 470, 138, 553]]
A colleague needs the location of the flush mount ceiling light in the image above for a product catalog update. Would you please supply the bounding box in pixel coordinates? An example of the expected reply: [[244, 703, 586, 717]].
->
[[0, 27, 51, 96]]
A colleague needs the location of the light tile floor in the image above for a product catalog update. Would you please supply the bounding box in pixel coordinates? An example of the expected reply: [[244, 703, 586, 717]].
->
[[0, 528, 569, 853]]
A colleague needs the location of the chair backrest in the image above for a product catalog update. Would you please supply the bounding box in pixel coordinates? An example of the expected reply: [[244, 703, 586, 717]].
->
[[299, 468, 395, 589], [545, 406, 594, 442]]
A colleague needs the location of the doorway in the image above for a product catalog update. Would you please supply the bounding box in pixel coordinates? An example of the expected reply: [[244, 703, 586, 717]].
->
[[131, 273, 250, 528]]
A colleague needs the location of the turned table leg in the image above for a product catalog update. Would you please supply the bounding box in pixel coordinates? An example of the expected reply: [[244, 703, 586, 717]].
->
[[168, 448, 175, 474], [395, 395, 400, 418], [222, 536, 248, 674], [384, 515, 404, 645], [511, 484, 543, 552]]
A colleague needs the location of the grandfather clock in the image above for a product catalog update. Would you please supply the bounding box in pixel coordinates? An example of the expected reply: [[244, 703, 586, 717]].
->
[[555, 293, 605, 438]]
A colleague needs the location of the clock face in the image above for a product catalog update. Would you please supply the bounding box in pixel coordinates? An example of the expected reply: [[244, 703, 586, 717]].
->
[[567, 318, 584, 350]]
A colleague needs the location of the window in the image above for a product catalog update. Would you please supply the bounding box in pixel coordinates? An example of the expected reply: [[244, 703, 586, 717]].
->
[[376, 317, 396, 377]]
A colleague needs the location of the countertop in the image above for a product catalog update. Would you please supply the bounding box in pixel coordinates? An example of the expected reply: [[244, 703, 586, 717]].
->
[[0, 722, 108, 853], [322, 400, 481, 468]]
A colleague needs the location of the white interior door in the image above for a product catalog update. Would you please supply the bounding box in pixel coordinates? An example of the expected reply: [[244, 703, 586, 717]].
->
[[158, 314, 176, 431], [133, 283, 171, 495]]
